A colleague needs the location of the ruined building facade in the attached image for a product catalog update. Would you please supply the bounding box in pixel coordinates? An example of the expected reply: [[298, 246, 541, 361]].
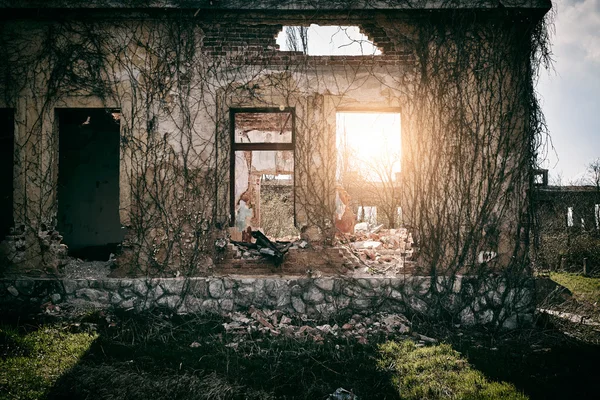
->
[[0, 0, 551, 294]]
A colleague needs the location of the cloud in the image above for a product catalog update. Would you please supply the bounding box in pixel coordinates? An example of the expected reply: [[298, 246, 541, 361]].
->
[[537, 0, 600, 182], [553, 0, 600, 71]]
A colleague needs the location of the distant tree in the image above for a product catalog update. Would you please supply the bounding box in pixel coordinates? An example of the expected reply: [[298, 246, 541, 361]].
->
[[285, 26, 308, 54], [587, 158, 600, 189]]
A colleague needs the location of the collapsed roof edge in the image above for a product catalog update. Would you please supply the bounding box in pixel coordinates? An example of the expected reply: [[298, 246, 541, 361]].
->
[[0, 0, 553, 12]]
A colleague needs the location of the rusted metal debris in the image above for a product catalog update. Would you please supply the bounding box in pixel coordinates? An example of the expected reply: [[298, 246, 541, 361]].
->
[[231, 229, 293, 265]]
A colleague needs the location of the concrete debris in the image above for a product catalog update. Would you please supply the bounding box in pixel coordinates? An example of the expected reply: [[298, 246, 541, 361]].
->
[[370, 224, 384, 234], [218, 309, 420, 345], [343, 227, 415, 275], [301, 225, 323, 243], [0, 225, 68, 273], [215, 238, 228, 250], [329, 388, 358, 400], [354, 222, 369, 232], [350, 241, 382, 250]]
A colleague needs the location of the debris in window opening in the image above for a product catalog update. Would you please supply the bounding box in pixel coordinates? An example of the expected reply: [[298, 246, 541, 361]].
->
[[215, 238, 227, 251], [226, 224, 415, 276], [339, 226, 416, 275], [231, 229, 293, 265]]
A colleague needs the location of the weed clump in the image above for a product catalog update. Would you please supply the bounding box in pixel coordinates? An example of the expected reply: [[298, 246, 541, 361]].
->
[[378, 340, 527, 400], [0, 325, 96, 399]]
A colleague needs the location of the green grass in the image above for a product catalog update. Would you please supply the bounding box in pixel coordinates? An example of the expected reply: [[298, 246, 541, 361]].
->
[[379, 341, 528, 400], [550, 272, 600, 305], [0, 324, 96, 400], [1, 312, 531, 400]]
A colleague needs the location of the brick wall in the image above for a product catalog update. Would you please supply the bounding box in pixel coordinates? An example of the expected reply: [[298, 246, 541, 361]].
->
[[199, 15, 414, 66]]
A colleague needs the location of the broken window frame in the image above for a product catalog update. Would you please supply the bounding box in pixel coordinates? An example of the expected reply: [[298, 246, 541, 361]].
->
[[229, 107, 296, 228]]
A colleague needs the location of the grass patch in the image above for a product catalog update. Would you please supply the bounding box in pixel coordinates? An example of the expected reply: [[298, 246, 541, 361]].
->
[[379, 341, 527, 400], [7, 310, 597, 400], [550, 272, 600, 306], [0, 324, 96, 400], [5, 312, 398, 400]]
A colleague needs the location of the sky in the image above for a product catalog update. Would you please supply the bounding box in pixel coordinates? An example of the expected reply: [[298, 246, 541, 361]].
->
[[278, 2, 600, 185], [537, 0, 600, 184]]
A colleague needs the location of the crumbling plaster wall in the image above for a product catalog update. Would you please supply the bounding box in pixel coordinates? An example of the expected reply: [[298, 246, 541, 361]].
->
[[0, 7, 539, 276]]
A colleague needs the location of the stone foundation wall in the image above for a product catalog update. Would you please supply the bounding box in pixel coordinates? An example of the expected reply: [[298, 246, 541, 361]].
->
[[0, 275, 534, 329]]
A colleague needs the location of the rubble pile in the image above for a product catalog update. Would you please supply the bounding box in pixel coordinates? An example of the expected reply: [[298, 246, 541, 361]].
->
[[223, 224, 416, 276], [216, 306, 436, 346], [228, 227, 308, 265], [0, 225, 68, 274], [344, 225, 415, 274]]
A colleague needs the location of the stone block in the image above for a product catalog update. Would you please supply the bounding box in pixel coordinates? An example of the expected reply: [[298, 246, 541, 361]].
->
[[161, 279, 185, 295], [275, 292, 291, 308], [291, 296, 305, 313], [333, 295, 351, 309], [459, 307, 476, 326], [223, 278, 235, 289], [121, 299, 136, 309], [501, 314, 518, 330], [101, 279, 119, 291], [15, 280, 35, 296], [76, 288, 109, 303], [477, 309, 494, 325], [146, 285, 164, 302], [62, 279, 80, 295], [119, 279, 133, 288], [315, 303, 336, 317], [187, 279, 207, 297], [157, 295, 181, 310], [408, 297, 428, 314], [220, 298, 234, 312], [110, 292, 122, 305], [202, 298, 219, 312], [208, 279, 225, 298], [120, 288, 136, 299], [303, 286, 324, 303], [132, 280, 149, 296], [352, 298, 372, 310], [290, 284, 302, 296], [314, 278, 334, 291], [7, 286, 18, 297], [184, 296, 202, 312]]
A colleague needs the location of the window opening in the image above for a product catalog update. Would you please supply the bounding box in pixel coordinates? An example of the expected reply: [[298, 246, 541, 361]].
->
[[276, 25, 381, 56], [230, 108, 297, 239], [358, 206, 378, 226], [336, 111, 401, 228], [567, 206, 574, 227]]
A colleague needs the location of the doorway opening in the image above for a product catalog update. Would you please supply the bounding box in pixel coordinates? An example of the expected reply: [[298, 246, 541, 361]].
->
[[0, 109, 14, 239], [57, 109, 123, 260]]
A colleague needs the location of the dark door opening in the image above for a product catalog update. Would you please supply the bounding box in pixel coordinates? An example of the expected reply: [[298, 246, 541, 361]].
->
[[0, 109, 14, 239], [57, 109, 123, 260]]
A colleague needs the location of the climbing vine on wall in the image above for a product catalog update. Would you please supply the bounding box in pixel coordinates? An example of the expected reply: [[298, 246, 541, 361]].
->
[[0, 1, 554, 324]]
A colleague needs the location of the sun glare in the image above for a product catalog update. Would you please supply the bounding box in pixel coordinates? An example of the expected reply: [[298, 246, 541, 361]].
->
[[336, 112, 401, 182]]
